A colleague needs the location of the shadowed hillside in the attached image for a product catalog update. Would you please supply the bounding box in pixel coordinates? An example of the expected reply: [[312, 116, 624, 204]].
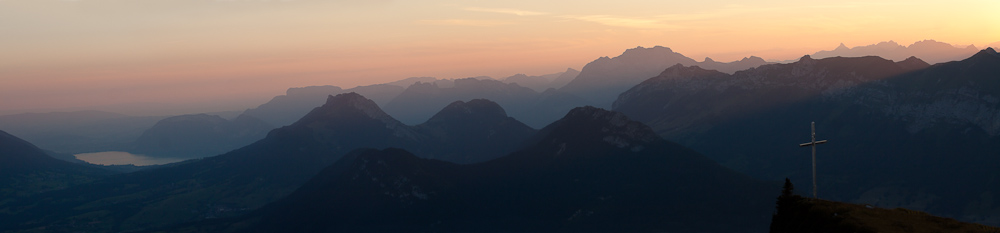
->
[[0, 93, 535, 232], [614, 49, 1000, 224], [771, 180, 1000, 233], [0, 130, 117, 198]]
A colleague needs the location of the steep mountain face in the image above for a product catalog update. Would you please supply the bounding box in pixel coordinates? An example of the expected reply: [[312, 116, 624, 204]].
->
[[559, 46, 769, 108], [615, 55, 929, 138], [547, 67, 581, 90], [812, 40, 980, 64], [128, 114, 273, 159], [415, 99, 536, 163], [383, 78, 592, 128], [229, 107, 776, 233], [0, 130, 115, 198], [501, 68, 577, 92], [240, 85, 344, 127], [559, 46, 699, 108], [341, 84, 406, 107], [613, 49, 1000, 225], [240, 84, 405, 127], [0, 93, 534, 232]]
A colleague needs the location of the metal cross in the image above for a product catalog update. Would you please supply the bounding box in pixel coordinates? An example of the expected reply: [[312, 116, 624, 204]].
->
[[798, 121, 827, 198]]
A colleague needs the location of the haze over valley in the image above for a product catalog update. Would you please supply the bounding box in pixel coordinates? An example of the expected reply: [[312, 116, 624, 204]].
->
[[1, 1, 999, 232]]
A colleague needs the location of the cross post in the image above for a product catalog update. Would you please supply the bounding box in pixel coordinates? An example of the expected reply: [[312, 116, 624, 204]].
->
[[798, 122, 827, 198]]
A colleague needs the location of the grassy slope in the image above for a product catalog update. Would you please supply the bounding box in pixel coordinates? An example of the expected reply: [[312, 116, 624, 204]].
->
[[773, 197, 1000, 233]]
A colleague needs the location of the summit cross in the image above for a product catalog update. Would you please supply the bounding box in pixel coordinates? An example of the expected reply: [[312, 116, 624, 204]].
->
[[798, 121, 827, 198]]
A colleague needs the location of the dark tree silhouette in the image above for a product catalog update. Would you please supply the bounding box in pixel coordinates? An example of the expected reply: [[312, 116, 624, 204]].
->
[[781, 178, 795, 198], [771, 178, 805, 233]]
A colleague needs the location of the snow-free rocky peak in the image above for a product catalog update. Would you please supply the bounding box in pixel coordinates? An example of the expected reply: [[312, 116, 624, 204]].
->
[[835, 43, 850, 51], [539, 106, 659, 151], [424, 99, 509, 124], [290, 92, 417, 140], [307, 92, 402, 126]]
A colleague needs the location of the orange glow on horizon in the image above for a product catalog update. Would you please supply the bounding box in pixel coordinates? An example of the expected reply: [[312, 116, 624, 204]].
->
[[1, 0, 997, 115]]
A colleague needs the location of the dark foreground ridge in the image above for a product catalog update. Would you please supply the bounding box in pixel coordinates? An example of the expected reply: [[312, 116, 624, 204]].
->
[[772, 193, 1000, 233]]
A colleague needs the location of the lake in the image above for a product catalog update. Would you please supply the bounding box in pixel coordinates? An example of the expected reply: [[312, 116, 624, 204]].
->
[[74, 151, 188, 166]]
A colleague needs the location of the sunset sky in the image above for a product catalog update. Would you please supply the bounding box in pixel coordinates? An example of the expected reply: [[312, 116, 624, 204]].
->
[[2, 0, 998, 115]]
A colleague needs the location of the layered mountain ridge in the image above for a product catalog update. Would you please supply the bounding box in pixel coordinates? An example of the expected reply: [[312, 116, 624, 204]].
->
[[812, 40, 980, 64], [240, 84, 406, 128], [383, 78, 593, 128], [0, 93, 535, 232], [559, 45, 771, 108], [128, 114, 273, 158], [500, 68, 580, 92], [613, 49, 1000, 225], [190, 106, 777, 233]]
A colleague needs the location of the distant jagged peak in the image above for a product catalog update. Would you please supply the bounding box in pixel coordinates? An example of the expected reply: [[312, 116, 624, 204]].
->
[[286, 85, 343, 96], [909, 39, 977, 50], [625, 45, 674, 53], [386, 76, 438, 88], [410, 81, 440, 88], [835, 43, 849, 50], [741, 56, 765, 62], [875, 40, 902, 47], [910, 39, 967, 48], [704, 57, 716, 63], [403, 81, 443, 93], [573, 45, 696, 74], [617, 45, 685, 59]]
